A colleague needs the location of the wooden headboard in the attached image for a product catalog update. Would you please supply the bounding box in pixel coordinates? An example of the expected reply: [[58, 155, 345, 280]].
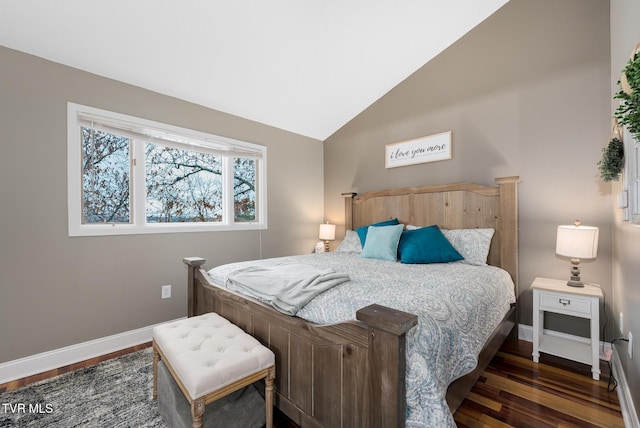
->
[[342, 176, 520, 289]]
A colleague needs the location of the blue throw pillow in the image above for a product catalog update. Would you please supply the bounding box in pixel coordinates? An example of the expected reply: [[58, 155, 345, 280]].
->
[[360, 224, 405, 261], [398, 225, 464, 264], [356, 218, 399, 246]]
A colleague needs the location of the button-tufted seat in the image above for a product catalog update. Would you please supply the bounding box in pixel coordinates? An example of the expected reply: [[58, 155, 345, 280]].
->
[[152, 312, 276, 428]]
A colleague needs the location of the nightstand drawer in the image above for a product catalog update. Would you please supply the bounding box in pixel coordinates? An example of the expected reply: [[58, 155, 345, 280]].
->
[[539, 292, 591, 316]]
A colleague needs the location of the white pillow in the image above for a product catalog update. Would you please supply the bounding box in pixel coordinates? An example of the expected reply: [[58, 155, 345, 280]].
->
[[442, 228, 494, 266], [404, 225, 495, 266], [335, 230, 363, 253]]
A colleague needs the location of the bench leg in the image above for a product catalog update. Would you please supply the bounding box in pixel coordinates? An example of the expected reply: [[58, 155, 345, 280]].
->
[[191, 397, 205, 428], [152, 341, 159, 401], [265, 366, 276, 428]]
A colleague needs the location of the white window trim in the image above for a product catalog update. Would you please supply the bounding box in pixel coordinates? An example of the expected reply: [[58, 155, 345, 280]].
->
[[621, 126, 640, 225], [67, 102, 267, 237]]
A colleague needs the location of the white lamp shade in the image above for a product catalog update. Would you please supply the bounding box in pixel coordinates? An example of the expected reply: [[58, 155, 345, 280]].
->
[[556, 224, 599, 259], [319, 223, 336, 241]]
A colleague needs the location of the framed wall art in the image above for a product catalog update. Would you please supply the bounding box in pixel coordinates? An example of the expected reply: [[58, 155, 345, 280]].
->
[[385, 131, 452, 168]]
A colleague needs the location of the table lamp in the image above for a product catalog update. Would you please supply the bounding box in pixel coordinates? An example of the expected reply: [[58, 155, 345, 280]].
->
[[555, 220, 599, 287], [318, 222, 336, 252]]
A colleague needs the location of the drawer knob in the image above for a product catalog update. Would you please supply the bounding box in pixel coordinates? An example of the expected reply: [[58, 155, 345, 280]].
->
[[559, 298, 571, 306]]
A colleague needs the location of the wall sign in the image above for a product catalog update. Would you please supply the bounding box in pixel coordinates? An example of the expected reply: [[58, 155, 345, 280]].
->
[[385, 131, 452, 168]]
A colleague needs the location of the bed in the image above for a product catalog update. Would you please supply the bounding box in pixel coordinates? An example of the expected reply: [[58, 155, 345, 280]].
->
[[183, 176, 520, 428]]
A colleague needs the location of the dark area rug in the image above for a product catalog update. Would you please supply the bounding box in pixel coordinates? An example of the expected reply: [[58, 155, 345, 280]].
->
[[0, 348, 164, 427]]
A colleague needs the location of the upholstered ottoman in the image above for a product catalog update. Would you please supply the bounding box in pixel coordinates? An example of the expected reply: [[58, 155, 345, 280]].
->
[[156, 360, 266, 428], [152, 313, 276, 428]]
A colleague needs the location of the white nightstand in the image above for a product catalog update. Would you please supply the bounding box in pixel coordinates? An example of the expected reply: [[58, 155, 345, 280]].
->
[[531, 277, 603, 380]]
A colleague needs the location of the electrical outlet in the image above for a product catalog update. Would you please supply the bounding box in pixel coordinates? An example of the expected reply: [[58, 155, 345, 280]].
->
[[620, 312, 624, 334], [629, 332, 633, 359], [161, 284, 171, 299]]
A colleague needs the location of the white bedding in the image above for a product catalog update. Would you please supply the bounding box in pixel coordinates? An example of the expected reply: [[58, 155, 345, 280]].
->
[[208, 252, 516, 427]]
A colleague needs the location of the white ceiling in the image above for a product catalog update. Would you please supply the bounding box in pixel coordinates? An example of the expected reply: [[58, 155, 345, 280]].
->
[[0, 0, 508, 140]]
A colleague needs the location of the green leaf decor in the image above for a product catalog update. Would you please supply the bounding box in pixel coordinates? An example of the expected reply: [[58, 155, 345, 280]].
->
[[598, 137, 624, 182], [601, 42, 640, 182], [615, 44, 640, 140]]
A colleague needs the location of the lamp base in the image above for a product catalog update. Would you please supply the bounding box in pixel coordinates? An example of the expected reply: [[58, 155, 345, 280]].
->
[[566, 280, 585, 287], [567, 259, 584, 287]]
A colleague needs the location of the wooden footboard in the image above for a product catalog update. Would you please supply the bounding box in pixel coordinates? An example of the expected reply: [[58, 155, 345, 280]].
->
[[184, 257, 418, 428]]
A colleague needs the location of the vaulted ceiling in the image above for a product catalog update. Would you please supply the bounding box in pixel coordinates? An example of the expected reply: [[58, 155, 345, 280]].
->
[[0, 1, 509, 140]]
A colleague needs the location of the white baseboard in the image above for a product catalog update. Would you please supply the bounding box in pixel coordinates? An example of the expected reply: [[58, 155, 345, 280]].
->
[[611, 348, 640, 428], [518, 323, 534, 342], [0, 318, 185, 384], [518, 323, 638, 428]]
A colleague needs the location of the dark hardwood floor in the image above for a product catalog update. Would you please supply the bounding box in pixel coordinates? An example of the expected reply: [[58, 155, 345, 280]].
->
[[0, 340, 625, 427], [455, 340, 624, 428], [0, 342, 152, 393]]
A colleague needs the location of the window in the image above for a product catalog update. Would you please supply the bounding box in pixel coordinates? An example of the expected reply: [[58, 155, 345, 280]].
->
[[68, 103, 267, 236], [622, 126, 640, 224]]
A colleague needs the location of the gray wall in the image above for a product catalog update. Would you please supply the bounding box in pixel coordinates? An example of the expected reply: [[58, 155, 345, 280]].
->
[[611, 0, 640, 416], [0, 47, 324, 363], [324, 0, 612, 336]]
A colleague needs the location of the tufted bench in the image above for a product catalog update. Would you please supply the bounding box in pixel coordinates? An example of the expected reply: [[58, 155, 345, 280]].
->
[[152, 313, 276, 428]]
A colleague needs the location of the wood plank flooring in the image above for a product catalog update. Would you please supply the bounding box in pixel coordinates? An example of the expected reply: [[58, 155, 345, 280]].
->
[[0, 340, 625, 427], [454, 340, 624, 428], [0, 342, 152, 393]]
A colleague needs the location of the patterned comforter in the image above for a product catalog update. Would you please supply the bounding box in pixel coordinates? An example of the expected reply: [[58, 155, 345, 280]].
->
[[208, 252, 516, 427]]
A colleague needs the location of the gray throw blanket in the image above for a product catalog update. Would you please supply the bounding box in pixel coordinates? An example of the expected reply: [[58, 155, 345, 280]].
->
[[227, 263, 350, 315]]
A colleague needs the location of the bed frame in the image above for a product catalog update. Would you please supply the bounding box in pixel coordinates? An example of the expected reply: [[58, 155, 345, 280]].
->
[[183, 176, 519, 428]]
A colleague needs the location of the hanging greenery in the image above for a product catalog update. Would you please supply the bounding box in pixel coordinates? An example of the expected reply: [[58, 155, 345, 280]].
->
[[614, 44, 640, 140], [598, 137, 624, 182], [599, 43, 640, 182]]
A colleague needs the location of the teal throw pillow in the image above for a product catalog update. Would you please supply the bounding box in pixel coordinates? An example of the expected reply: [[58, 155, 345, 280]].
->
[[356, 218, 399, 246], [360, 224, 405, 262], [398, 225, 464, 264]]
